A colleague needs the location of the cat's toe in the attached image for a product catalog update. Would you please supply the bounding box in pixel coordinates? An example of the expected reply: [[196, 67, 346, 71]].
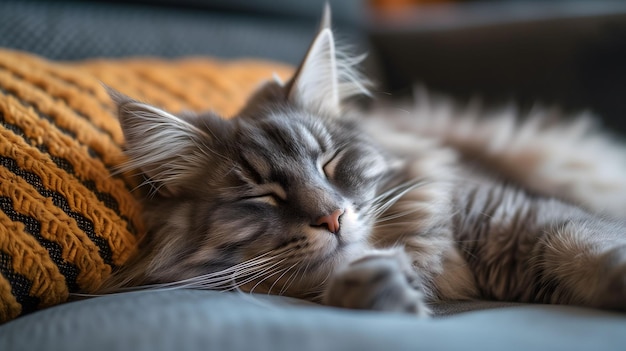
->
[[324, 254, 430, 317]]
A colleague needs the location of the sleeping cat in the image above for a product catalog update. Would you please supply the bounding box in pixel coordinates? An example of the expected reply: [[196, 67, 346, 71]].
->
[[99, 7, 626, 316]]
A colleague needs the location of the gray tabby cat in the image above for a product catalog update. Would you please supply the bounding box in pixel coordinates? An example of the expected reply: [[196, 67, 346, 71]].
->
[[101, 8, 626, 316]]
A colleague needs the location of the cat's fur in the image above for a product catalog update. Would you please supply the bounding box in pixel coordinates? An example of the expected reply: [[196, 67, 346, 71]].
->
[[100, 8, 626, 315]]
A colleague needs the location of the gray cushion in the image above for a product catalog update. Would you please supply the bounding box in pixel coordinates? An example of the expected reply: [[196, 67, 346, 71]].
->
[[1, 290, 625, 351], [0, 0, 362, 63]]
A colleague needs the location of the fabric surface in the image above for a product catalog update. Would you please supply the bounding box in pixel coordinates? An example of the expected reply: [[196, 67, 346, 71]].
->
[[1, 289, 625, 351], [0, 48, 293, 322], [0, 0, 361, 64]]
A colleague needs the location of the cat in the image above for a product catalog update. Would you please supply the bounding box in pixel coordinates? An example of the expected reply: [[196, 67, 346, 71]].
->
[[99, 6, 626, 316]]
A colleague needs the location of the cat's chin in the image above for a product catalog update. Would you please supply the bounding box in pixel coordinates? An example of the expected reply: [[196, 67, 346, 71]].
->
[[302, 226, 342, 260], [299, 242, 371, 279]]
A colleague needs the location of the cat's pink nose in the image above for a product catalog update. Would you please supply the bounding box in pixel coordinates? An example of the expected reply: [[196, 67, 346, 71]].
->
[[315, 209, 344, 234]]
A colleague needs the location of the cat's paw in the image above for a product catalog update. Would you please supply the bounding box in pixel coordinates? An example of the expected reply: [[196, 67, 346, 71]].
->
[[323, 252, 430, 317]]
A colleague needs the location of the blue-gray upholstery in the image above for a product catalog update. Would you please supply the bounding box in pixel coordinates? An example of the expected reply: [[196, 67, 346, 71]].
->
[[0, 0, 362, 64], [1, 2, 626, 350], [2, 290, 625, 351]]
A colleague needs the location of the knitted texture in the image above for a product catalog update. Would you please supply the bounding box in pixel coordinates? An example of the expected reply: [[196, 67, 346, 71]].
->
[[0, 48, 293, 323]]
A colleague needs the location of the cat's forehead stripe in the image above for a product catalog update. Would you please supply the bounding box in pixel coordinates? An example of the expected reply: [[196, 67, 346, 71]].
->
[[308, 120, 333, 153], [296, 123, 322, 153], [240, 151, 271, 182], [262, 119, 300, 154]]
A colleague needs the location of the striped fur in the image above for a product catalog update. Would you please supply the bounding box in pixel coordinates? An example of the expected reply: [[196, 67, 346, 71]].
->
[[101, 8, 626, 315]]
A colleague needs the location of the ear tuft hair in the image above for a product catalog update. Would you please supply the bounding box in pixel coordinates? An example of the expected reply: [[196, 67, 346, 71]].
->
[[107, 87, 210, 195]]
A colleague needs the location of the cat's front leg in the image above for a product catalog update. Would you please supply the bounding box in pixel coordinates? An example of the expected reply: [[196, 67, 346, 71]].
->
[[323, 248, 430, 317]]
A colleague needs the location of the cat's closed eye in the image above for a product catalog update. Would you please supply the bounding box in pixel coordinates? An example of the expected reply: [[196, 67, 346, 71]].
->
[[242, 182, 287, 206], [246, 194, 281, 207], [321, 150, 342, 180]]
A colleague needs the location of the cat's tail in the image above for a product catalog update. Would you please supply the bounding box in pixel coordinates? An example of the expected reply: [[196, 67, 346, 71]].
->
[[372, 87, 626, 219]]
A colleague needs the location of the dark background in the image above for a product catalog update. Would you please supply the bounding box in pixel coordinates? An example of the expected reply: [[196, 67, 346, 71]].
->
[[1, 0, 625, 134]]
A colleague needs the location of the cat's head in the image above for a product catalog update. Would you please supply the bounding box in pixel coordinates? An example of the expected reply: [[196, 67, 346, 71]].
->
[[107, 7, 398, 298]]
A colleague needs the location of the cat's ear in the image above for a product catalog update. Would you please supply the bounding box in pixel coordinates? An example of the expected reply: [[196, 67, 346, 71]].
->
[[285, 4, 369, 117], [286, 7, 338, 116], [319, 2, 332, 32], [107, 87, 210, 195]]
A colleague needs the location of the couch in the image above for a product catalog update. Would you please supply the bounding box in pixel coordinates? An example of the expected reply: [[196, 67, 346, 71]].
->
[[3, 289, 626, 351], [1, 1, 625, 350]]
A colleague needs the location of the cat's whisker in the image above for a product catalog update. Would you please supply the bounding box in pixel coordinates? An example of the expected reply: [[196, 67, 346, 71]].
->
[[375, 207, 425, 223], [232, 252, 293, 281], [285, 254, 320, 296], [245, 258, 295, 294], [186, 259, 275, 281], [268, 262, 300, 295], [316, 265, 334, 288], [279, 262, 307, 296], [221, 257, 290, 288], [228, 260, 290, 291], [197, 139, 230, 163], [154, 256, 279, 288], [370, 181, 416, 204], [201, 265, 283, 291], [371, 186, 420, 215], [278, 270, 300, 296], [369, 233, 409, 248], [372, 221, 426, 229], [123, 175, 163, 198], [113, 251, 291, 292], [221, 252, 291, 272], [122, 264, 274, 291], [368, 180, 428, 219], [233, 250, 307, 297], [185, 263, 279, 289]]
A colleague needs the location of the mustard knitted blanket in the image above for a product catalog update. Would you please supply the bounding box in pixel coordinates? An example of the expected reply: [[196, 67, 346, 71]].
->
[[0, 49, 292, 323]]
